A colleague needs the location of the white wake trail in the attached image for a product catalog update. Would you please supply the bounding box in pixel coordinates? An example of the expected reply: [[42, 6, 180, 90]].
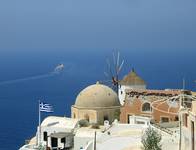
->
[[0, 72, 56, 86], [0, 64, 65, 86]]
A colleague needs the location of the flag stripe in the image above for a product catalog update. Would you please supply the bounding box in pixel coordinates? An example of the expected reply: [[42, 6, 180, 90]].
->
[[39, 102, 54, 112]]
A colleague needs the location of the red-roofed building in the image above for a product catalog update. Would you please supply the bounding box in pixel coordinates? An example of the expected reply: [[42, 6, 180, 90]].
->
[[120, 89, 192, 124]]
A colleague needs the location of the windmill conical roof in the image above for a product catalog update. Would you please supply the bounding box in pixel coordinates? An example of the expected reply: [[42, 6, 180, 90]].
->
[[120, 69, 146, 85]]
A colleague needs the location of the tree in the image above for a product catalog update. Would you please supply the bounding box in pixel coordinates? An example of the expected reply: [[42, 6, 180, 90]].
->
[[141, 127, 162, 150], [114, 110, 120, 121]]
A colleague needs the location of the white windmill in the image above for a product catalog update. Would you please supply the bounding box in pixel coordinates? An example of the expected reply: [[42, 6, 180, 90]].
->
[[101, 50, 124, 96]]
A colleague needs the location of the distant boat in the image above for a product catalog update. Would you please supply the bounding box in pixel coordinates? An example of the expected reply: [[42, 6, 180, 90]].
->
[[54, 64, 64, 74]]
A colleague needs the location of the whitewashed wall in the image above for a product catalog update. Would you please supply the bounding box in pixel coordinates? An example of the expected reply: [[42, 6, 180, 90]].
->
[[118, 84, 146, 105]]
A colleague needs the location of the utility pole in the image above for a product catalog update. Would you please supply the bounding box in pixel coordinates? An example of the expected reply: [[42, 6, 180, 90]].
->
[[179, 100, 182, 150], [183, 78, 185, 90], [179, 78, 185, 150], [94, 131, 97, 150]]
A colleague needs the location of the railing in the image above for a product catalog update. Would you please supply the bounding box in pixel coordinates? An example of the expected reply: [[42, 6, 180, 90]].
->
[[151, 123, 173, 135], [19, 144, 38, 150]]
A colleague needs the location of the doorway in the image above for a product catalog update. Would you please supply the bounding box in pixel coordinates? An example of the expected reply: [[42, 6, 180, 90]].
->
[[127, 115, 131, 124], [51, 137, 58, 149], [104, 115, 109, 121]]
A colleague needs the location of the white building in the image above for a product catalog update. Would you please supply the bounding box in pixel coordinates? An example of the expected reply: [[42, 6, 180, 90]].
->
[[20, 116, 79, 150], [181, 101, 196, 150], [81, 122, 179, 150], [118, 69, 146, 105], [74, 127, 103, 150]]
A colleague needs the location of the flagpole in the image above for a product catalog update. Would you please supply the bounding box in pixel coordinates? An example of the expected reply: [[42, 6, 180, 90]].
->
[[38, 100, 41, 146], [37, 101, 53, 147]]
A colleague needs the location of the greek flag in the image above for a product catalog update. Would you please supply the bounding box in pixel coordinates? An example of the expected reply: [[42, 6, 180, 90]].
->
[[39, 102, 54, 112]]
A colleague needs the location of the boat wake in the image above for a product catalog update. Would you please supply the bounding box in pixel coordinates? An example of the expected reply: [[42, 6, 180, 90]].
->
[[0, 64, 64, 86]]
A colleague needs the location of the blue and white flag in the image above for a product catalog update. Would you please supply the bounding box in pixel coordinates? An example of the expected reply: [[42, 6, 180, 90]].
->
[[39, 102, 54, 112]]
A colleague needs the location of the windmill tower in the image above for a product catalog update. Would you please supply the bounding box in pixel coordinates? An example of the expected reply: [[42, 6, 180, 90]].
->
[[118, 69, 147, 105]]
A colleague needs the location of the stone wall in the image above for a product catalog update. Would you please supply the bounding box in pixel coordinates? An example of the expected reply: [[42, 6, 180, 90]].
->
[[72, 106, 120, 125], [71, 107, 98, 124]]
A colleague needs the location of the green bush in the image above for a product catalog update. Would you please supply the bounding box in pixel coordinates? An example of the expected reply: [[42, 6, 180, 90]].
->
[[79, 119, 89, 127], [38, 145, 45, 150], [114, 110, 120, 120], [141, 127, 162, 150]]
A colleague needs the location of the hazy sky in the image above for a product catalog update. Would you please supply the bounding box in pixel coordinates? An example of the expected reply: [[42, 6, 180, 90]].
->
[[0, 0, 196, 53], [0, 0, 196, 90]]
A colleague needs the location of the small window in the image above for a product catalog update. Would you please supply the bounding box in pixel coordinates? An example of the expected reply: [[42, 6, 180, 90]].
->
[[104, 115, 109, 121], [73, 113, 76, 118], [161, 117, 169, 123], [121, 91, 123, 95], [84, 114, 89, 122], [61, 137, 66, 143], [142, 103, 151, 112], [183, 114, 188, 127], [174, 116, 179, 121], [43, 132, 47, 141], [136, 121, 145, 124]]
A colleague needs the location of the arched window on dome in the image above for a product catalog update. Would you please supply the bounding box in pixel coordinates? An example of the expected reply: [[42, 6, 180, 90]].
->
[[73, 113, 76, 118], [104, 115, 109, 121], [142, 102, 151, 112], [84, 114, 89, 122]]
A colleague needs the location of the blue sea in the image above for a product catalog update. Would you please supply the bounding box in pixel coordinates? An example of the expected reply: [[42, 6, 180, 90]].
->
[[0, 50, 195, 150]]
